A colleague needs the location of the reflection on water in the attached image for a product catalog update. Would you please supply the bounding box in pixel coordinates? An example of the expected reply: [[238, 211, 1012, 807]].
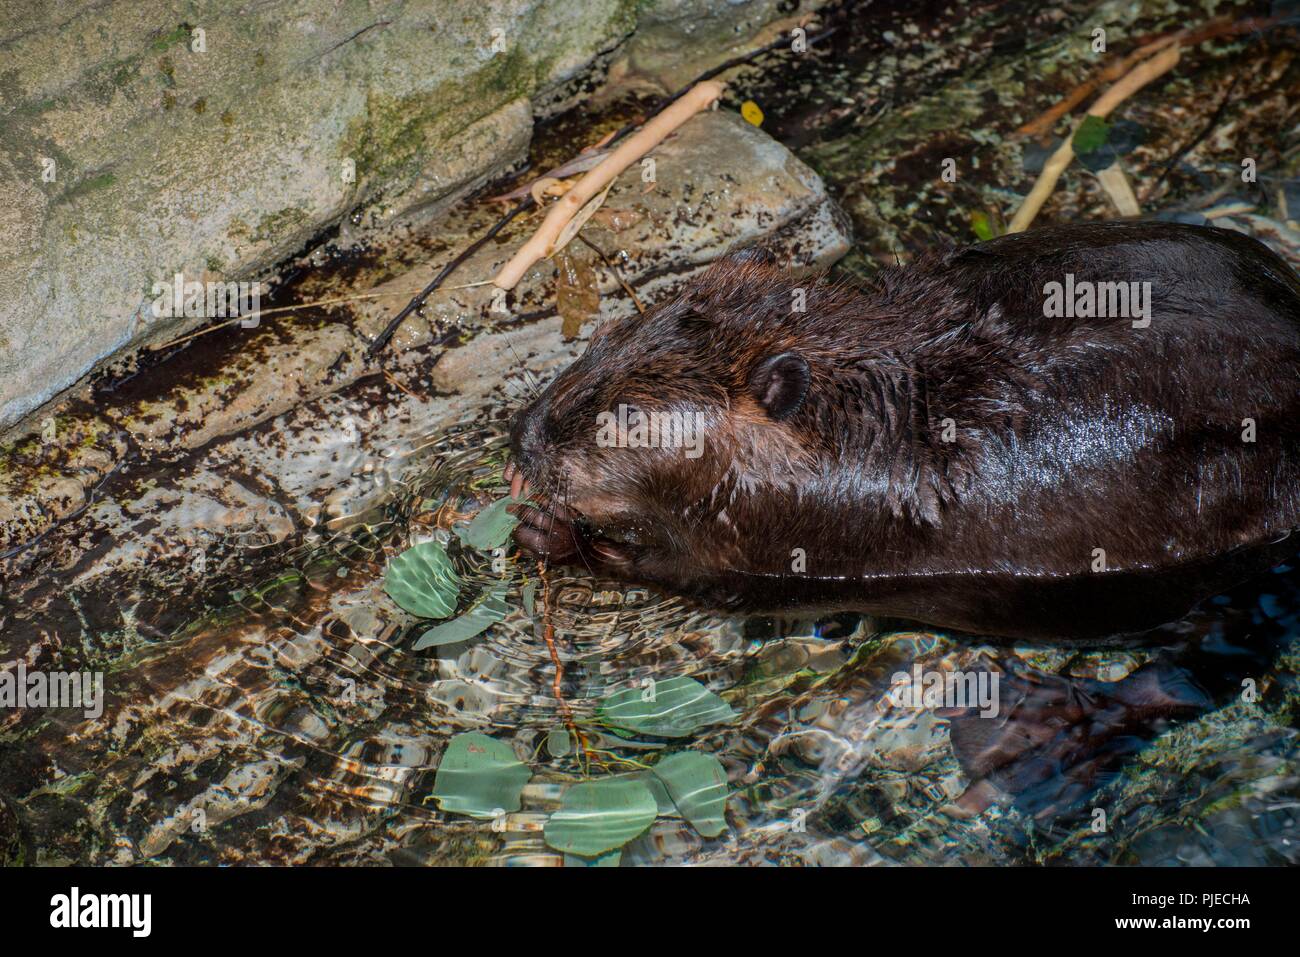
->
[[3, 412, 1296, 865]]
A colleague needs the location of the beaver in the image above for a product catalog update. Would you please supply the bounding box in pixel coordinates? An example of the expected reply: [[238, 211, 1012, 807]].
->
[[506, 221, 1300, 643]]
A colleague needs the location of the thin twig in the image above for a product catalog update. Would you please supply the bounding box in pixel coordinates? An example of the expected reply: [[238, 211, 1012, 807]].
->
[[365, 198, 535, 359], [382, 370, 419, 400], [1008, 45, 1182, 233], [1015, 14, 1283, 139], [1142, 72, 1241, 204], [575, 234, 645, 313], [493, 81, 725, 290], [605, 23, 839, 144]]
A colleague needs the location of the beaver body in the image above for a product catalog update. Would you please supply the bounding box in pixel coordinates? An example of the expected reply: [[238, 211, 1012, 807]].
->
[[509, 222, 1300, 640]]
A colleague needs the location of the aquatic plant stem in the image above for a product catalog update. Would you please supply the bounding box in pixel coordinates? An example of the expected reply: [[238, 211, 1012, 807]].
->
[[536, 561, 592, 772]]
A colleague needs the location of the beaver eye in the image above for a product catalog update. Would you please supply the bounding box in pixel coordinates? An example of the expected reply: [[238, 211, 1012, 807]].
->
[[594, 524, 642, 547]]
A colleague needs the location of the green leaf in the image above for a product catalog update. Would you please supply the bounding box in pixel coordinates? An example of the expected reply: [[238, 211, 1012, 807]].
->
[[431, 732, 531, 819], [652, 752, 729, 837], [384, 541, 460, 618], [970, 210, 995, 242], [545, 727, 571, 758], [1075, 117, 1146, 172], [412, 586, 508, 649], [544, 778, 657, 858], [1071, 115, 1111, 155], [597, 676, 737, 738], [455, 496, 520, 551], [564, 849, 621, 867], [639, 770, 676, 816]]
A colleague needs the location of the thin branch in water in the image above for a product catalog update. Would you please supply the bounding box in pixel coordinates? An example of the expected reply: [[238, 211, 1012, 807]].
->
[[1143, 72, 1241, 204]]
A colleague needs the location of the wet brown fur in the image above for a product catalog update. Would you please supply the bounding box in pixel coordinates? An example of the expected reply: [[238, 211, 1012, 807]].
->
[[510, 222, 1300, 640]]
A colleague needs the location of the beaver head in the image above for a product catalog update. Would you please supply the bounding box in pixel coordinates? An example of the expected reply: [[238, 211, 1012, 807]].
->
[[506, 246, 918, 601]]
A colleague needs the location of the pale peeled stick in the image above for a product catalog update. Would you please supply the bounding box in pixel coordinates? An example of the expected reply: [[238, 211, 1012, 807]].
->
[[492, 81, 726, 291]]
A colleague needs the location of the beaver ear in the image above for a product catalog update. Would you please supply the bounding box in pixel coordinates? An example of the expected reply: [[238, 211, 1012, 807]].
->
[[749, 352, 810, 420]]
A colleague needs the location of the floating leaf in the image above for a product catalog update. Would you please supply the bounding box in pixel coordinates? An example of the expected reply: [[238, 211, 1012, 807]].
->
[[639, 770, 675, 816], [431, 732, 531, 819], [544, 778, 657, 858], [1071, 115, 1111, 156], [546, 727, 571, 758], [384, 541, 460, 618], [740, 99, 765, 127], [597, 676, 737, 738], [411, 586, 508, 649], [565, 849, 621, 867], [522, 580, 537, 616], [455, 497, 520, 550], [652, 752, 729, 837]]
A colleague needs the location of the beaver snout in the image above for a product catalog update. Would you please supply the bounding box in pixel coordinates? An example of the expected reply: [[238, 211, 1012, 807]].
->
[[507, 402, 545, 465], [506, 400, 551, 498], [505, 401, 587, 562]]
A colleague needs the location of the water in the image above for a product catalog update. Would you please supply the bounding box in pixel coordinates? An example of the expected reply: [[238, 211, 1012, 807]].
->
[[4, 0, 1299, 866], [4, 404, 1295, 865]]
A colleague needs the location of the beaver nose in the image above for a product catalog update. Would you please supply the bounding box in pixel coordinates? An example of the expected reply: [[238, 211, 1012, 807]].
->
[[508, 403, 546, 462]]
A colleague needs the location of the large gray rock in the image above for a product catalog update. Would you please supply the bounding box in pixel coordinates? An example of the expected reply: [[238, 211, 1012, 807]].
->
[[0, 0, 823, 432]]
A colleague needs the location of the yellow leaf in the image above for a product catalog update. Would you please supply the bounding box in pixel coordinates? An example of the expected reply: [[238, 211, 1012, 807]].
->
[[740, 100, 764, 127]]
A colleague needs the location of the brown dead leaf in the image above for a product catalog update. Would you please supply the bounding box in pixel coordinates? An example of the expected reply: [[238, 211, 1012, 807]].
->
[[554, 252, 600, 339]]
